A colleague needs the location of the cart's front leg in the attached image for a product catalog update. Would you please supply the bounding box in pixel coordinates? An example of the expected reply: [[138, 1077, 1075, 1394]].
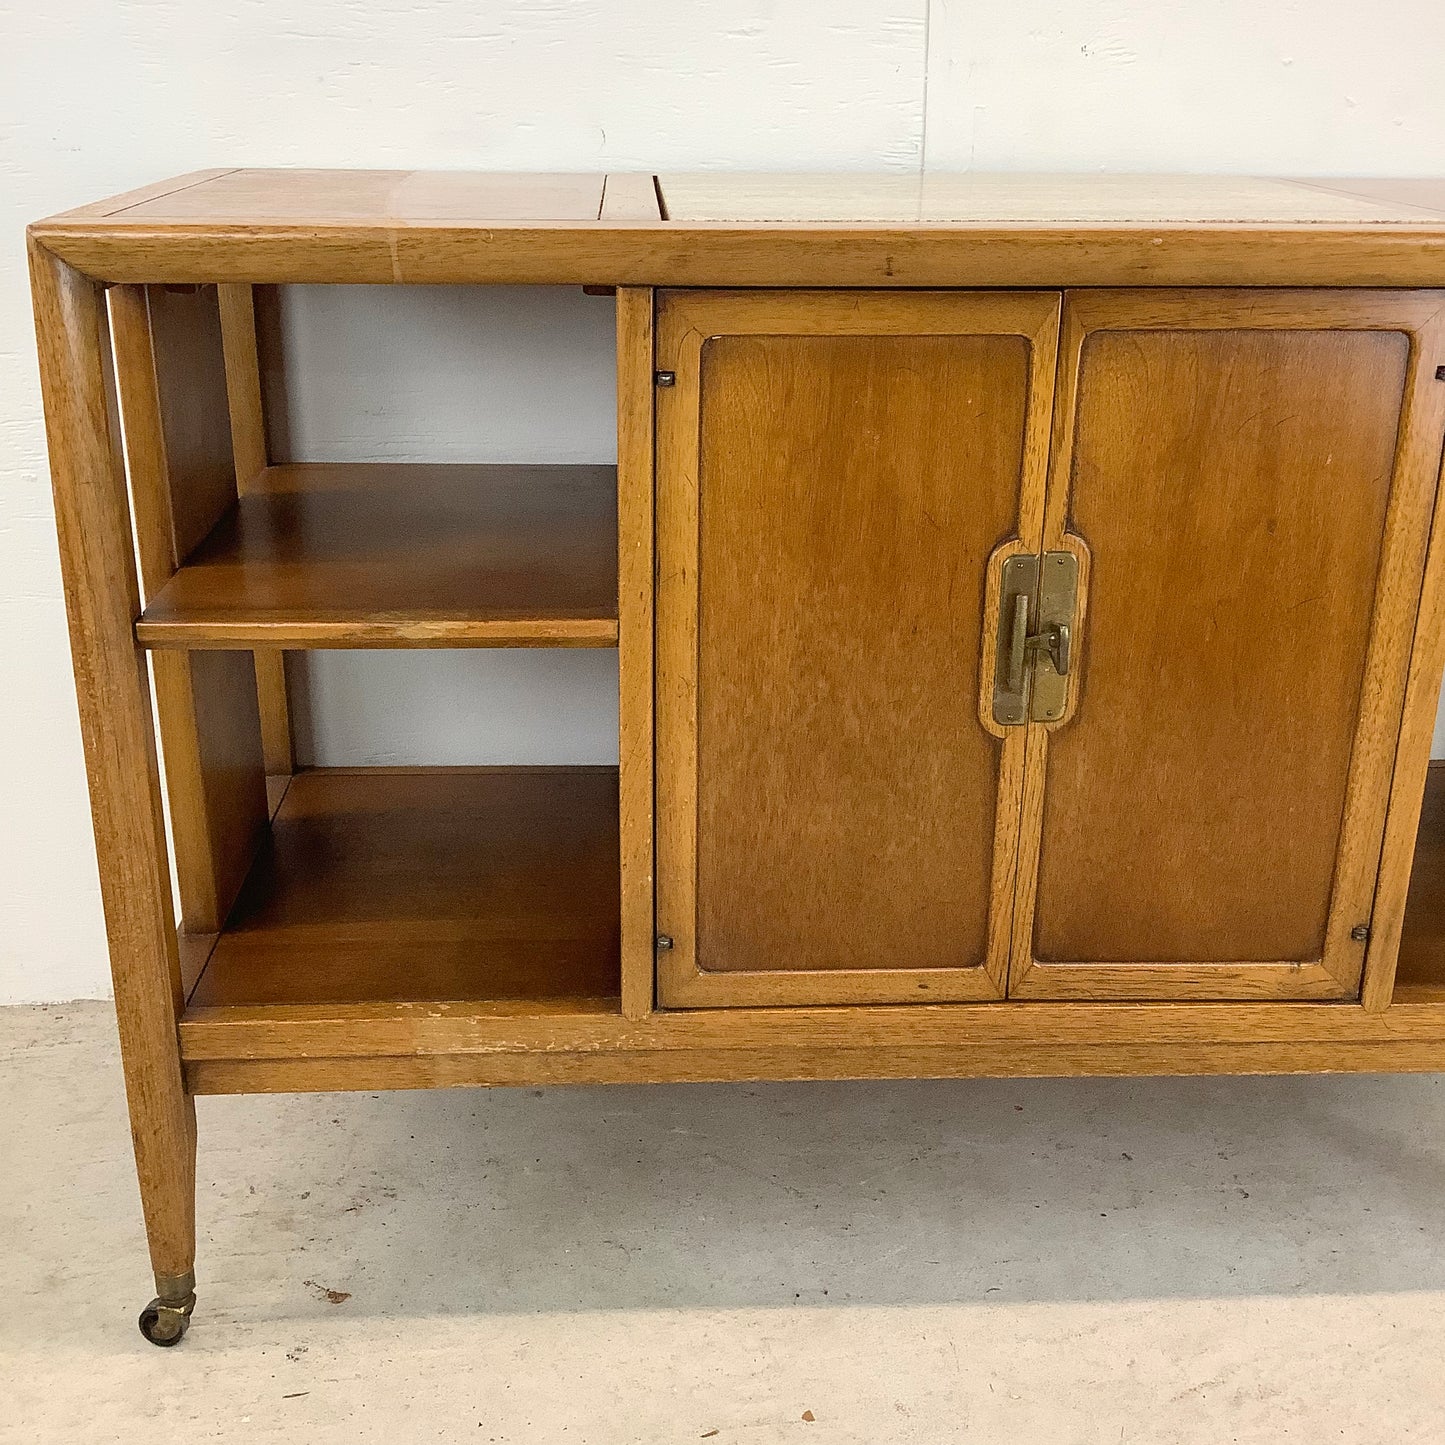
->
[[29, 236, 200, 1346]]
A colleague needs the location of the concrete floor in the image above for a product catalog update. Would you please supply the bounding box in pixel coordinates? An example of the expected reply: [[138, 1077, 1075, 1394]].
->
[[5, 1002, 1445, 1443]]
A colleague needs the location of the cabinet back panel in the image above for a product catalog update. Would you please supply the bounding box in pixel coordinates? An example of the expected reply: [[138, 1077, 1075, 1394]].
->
[[695, 333, 1024, 973], [1035, 326, 1408, 963]]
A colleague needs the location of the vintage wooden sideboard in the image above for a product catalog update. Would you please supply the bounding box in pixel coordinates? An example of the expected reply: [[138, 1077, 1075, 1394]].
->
[[28, 170, 1445, 1343]]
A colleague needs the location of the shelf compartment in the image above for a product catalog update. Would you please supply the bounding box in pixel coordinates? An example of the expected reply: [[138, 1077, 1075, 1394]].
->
[[1395, 760, 1445, 1002], [137, 462, 618, 648], [184, 765, 621, 1009]]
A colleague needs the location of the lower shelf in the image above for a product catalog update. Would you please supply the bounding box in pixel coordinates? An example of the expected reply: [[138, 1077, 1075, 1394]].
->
[[185, 766, 621, 1009]]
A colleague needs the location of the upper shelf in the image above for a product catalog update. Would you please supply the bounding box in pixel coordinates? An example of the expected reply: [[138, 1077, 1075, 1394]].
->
[[137, 462, 618, 649], [31, 170, 1445, 289]]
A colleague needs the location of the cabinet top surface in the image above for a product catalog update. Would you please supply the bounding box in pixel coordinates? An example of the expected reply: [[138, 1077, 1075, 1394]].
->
[[658, 173, 1445, 225], [38, 168, 1445, 229], [29, 170, 1445, 287]]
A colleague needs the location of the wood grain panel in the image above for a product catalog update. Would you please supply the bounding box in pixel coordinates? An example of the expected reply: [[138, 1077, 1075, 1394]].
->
[[188, 767, 620, 1008], [142, 285, 238, 562], [1012, 289, 1445, 1001], [152, 649, 267, 935], [108, 282, 269, 938], [656, 290, 1061, 1006]]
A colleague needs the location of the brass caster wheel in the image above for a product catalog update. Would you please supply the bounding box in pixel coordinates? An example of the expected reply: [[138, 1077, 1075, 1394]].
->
[[138, 1285, 196, 1347]]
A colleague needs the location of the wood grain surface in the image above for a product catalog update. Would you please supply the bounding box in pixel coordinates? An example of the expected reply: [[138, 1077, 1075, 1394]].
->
[[188, 767, 620, 1009], [655, 290, 1061, 1006], [137, 462, 619, 647], [1012, 289, 1445, 1001]]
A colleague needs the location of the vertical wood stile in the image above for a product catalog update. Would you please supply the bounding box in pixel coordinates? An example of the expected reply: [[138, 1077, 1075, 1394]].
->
[[616, 287, 656, 1019], [1364, 402, 1445, 1010]]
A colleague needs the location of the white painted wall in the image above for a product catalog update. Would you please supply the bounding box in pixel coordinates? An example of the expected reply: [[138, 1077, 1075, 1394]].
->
[[274, 284, 622, 769], [3, 1, 1443, 1002]]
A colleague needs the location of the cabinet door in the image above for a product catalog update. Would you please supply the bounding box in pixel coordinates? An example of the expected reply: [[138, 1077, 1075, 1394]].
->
[[655, 290, 1061, 1006], [1010, 289, 1445, 1000]]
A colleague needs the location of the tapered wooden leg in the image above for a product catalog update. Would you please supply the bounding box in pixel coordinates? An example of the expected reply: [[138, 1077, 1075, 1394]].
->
[[29, 237, 198, 1340]]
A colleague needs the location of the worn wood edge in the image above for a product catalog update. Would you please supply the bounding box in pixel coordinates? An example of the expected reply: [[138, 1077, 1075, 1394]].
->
[[135, 618, 621, 648], [185, 1037, 1445, 1094], [176, 994, 1445, 1061], [31, 223, 1445, 288]]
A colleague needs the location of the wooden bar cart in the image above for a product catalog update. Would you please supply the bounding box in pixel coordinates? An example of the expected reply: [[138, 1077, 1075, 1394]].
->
[[28, 170, 1445, 1342]]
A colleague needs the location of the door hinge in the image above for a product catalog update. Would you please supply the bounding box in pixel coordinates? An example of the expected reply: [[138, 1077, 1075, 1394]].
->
[[655, 370, 676, 387], [1350, 923, 1371, 943], [656, 934, 675, 951], [992, 552, 1080, 726]]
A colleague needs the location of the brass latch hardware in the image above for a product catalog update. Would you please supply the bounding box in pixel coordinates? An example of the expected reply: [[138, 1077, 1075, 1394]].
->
[[992, 551, 1080, 726]]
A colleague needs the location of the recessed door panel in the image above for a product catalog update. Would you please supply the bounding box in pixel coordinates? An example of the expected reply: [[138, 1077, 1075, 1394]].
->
[[656, 291, 1061, 1007], [1010, 289, 1445, 1000]]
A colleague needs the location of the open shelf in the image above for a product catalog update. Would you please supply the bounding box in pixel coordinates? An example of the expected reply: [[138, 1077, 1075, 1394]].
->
[[137, 463, 618, 648], [184, 765, 620, 1010], [1394, 760, 1445, 1002]]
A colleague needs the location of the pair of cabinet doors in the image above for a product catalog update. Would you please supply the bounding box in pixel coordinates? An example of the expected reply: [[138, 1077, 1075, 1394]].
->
[[653, 288, 1445, 1008]]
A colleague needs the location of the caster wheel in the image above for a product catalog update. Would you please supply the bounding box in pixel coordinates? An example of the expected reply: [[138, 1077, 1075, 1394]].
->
[[138, 1292, 195, 1347]]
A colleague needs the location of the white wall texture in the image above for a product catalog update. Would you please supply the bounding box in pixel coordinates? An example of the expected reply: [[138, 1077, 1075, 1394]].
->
[[3, 1, 1445, 1002]]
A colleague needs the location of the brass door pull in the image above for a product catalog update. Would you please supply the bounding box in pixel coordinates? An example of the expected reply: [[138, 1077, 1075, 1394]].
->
[[992, 552, 1079, 726], [1006, 591, 1030, 695]]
